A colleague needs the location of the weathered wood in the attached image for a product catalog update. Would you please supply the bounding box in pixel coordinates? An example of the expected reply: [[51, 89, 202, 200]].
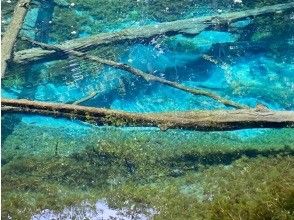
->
[[73, 92, 99, 105], [1, 0, 32, 78], [2, 98, 294, 131], [13, 2, 294, 64], [24, 38, 247, 109]]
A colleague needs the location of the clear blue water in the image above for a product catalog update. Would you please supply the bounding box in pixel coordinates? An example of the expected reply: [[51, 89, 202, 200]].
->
[[1, 0, 294, 219]]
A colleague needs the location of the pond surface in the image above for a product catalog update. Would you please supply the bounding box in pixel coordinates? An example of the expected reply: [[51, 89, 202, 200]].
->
[[1, 0, 294, 219]]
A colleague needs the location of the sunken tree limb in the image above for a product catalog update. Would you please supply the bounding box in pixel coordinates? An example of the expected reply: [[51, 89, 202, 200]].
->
[[2, 98, 294, 131], [73, 92, 99, 105], [1, 0, 32, 78], [24, 38, 247, 109], [13, 2, 294, 64]]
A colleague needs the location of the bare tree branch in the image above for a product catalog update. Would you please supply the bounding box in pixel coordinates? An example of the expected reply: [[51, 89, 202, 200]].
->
[[12, 2, 294, 65], [23, 38, 247, 109], [2, 98, 294, 131]]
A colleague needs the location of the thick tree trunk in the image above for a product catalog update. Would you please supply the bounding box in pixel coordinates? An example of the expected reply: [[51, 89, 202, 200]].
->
[[13, 2, 294, 65], [2, 98, 294, 131], [1, 0, 32, 78], [24, 38, 247, 109]]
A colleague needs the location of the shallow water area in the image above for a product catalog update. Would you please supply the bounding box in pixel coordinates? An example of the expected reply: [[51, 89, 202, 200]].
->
[[1, 0, 294, 219]]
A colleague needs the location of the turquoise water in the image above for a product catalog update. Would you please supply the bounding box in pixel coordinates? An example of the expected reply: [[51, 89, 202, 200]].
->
[[1, 0, 294, 219]]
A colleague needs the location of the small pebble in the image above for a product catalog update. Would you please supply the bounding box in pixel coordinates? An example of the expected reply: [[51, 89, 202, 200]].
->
[[71, 31, 77, 35], [70, 2, 75, 7], [6, 0, 12, 3]]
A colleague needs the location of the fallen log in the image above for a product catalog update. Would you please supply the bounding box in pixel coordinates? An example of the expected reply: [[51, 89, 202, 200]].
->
[[24, 38, 247, 109], [13, 2, 294, 64], [2, 98, 294, 131], [1, 0, 32, 78]]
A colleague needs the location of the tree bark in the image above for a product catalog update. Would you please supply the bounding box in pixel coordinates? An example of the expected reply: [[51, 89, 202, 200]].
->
[[13, 2, 294, 65], [24, 38, 247, 109], [1, 0, 32, 78], [2, 98, 294, 131]]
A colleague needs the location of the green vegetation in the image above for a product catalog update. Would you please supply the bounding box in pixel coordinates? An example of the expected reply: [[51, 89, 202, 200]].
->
[[107, 156, 294, 220], [2, 121, 294, 219], [251, 13, 294, 44], [244, 0, 294, 63], [1, 0, 18, 32], [1, 1, 294, 219], [242, 0, 293, 8], [49, 0, 216, 43]]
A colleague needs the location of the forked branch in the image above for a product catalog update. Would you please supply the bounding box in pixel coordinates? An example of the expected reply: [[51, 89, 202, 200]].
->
[[23, 38, 247, 109], [13, 2, 294, 64]]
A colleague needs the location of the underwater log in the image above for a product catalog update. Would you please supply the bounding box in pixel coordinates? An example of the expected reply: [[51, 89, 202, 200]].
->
[[24, 38, 247, 109], [13, 2, 294, 64], [2, 98, 294, 131], [1, 0, 32, 78]]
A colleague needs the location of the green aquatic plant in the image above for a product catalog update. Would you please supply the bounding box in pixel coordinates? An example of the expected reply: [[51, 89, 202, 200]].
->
[[48, 0, 207, 44], [1, 0, 18, 32], [2, 122, 294, 219], [243, 0, 293, 8], [2, 74, 26, 88], [251, 13, 293, 42], [50, 6, 89, 43], [2, 1, 294, 218], [105, 156, 294, 220], [2, 146, 293, 219], [2, 120, 294, 164], [142, 0, 199, 22]]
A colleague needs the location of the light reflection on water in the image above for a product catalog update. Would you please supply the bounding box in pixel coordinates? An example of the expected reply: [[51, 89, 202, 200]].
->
[[31, 200, 157, 220]]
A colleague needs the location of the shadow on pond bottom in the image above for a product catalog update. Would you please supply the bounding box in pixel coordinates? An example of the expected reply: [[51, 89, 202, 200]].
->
[[1, 125, 294, 219]]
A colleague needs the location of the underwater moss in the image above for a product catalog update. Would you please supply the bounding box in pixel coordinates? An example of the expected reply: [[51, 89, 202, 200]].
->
[[2, 151, 293, 219], [2, 121, 294, 219], [105, 156, 294, 220], [2, 1, 294, 218], [1, 0, 18, 32]]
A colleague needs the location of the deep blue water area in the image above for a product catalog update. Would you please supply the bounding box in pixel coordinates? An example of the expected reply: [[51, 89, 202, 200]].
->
[[2, 1, 294, 136], [3, 31, 294, 110]]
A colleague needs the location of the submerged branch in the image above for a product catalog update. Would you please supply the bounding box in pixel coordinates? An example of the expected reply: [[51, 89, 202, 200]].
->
[[72, 92, 99, 105], [2, 98, 294, 131], [13, 2, 294, 64], [1, 0, 32, 78], [23, 38, 247, 109]]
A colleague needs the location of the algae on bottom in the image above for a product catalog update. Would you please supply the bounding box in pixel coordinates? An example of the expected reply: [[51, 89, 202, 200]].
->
[[1, 122, 294, 219]]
